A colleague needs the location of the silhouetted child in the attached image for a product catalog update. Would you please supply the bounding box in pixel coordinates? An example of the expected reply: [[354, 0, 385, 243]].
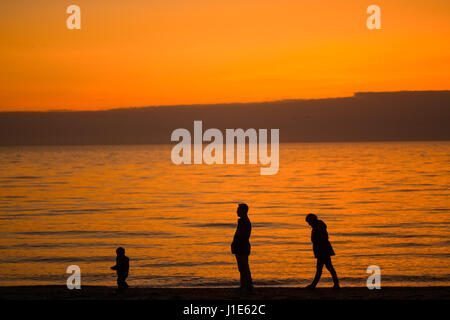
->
[[111, 247, 129, 291], [231, 203, 253, 293], [305, 214, 340, 289]]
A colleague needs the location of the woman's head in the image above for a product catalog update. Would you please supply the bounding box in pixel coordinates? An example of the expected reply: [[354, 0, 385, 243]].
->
[[305, 213, 318, 226]]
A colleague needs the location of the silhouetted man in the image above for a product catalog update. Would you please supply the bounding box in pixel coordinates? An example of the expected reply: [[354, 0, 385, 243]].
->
[[231, 203, 253, 292], [305, 214, 340, 289], [111, 247, 129, 291]]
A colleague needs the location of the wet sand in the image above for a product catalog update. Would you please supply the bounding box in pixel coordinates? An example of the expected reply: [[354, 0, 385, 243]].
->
[[0, 286, 448, 300]]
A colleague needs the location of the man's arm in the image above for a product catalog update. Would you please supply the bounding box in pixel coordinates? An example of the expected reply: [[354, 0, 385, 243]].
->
[[231, 220, 242, 253], [234, 220, 245, 243]]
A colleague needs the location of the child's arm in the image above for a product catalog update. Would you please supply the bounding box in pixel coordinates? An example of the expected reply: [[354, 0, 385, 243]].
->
[[111, 265, 117, 270], [117, 259, 128, 272]]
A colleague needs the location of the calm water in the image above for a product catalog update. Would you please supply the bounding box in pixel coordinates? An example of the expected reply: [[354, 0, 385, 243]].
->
[[0, 142, 449, 287]]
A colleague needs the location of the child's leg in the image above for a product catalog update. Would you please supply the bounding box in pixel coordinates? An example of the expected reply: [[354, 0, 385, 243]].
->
[[117, 275, 128, 290]]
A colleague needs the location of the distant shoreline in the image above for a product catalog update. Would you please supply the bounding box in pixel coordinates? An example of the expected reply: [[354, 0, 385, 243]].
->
[[1, 91, 449, 146], [2, 91, 450, 113], [1, 286, 449, 300]]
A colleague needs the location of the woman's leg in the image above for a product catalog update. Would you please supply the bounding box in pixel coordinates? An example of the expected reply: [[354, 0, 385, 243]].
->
[[309, 259, 324, 288], [324, 258, 339, 288]]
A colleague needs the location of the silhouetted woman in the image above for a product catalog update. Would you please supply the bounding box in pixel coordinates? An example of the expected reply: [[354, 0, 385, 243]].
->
[[305, 213, 340, 289]]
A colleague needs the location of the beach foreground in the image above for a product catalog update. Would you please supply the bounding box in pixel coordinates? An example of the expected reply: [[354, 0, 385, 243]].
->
[[0, 286, 448, 300]]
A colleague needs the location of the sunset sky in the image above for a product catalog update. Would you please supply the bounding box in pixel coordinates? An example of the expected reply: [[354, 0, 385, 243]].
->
[[1, 0, 450, 111]]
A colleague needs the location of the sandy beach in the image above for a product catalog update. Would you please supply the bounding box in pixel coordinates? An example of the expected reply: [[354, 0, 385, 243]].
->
[[0, 286, 448, 300]]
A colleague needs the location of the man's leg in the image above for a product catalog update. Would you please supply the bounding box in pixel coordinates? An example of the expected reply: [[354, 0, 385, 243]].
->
[[324, 258, 340, 288], [236, 254, 252, 290], [241, 254, 253, 289], [235, 254, 244, 288]]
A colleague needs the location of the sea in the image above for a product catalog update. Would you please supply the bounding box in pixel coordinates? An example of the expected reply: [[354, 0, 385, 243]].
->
[[0, 141, 449, 287]]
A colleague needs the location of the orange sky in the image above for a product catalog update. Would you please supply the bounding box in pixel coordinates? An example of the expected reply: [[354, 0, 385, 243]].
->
[[1, 0, 450, 111]]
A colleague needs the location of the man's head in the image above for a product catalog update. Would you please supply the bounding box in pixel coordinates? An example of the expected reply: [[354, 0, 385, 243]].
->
[[237, 203, 249, 217], [305, 213, 318, 227], [116, 247, 125, 256]]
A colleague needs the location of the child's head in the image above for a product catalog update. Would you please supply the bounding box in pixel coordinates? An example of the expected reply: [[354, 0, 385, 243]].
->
[[116, 247, 125, 256]]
